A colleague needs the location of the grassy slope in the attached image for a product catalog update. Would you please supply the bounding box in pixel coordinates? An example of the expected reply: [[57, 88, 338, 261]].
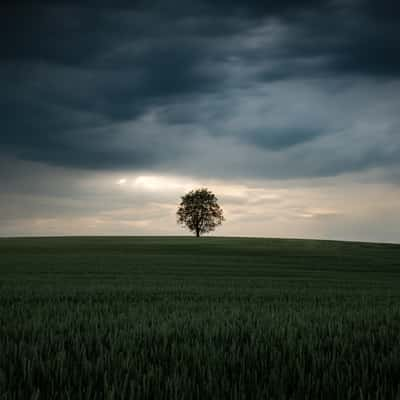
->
[[0, 237, 400, 399]]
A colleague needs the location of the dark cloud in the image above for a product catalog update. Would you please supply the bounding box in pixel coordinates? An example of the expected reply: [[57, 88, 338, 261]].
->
[[244, 127, 324, 150], [1, 0, 400, 177]]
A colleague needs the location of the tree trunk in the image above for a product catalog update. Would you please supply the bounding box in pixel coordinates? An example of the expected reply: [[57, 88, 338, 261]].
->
[[196, 228, 200, 237]]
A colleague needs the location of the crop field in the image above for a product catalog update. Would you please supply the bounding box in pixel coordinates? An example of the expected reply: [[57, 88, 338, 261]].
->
[[0, 237, 399, 399]]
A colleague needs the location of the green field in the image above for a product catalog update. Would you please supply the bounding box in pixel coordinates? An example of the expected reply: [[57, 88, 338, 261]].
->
[[0, 237, 400, 399]]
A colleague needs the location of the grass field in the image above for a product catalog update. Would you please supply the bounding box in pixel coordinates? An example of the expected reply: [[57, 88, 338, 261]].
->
[[0, 236, 400, 399]]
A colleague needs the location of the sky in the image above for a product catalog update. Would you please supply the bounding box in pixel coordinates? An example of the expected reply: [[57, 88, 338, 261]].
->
[[1, 0, 400, 242]]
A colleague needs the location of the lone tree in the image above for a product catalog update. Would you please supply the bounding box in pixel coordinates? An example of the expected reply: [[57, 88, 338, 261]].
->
[[177, 188, 224, 237]]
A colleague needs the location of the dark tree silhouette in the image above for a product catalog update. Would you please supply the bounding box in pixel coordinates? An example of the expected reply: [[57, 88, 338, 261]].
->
[[177, 188, 224, 237]]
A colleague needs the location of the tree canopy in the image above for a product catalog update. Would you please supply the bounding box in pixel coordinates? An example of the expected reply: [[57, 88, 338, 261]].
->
[[177, 188, 224, 237]]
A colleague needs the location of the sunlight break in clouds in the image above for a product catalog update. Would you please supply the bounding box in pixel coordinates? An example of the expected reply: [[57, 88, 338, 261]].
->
[[117, 178, 127, 185], [133, 176, 196, 192]]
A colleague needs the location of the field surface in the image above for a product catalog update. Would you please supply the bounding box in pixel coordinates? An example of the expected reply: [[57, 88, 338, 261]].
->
[[0, 236, 400, 399]]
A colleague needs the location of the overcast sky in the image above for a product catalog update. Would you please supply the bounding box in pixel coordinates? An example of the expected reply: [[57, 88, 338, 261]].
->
[[1, 0, 400, 241]]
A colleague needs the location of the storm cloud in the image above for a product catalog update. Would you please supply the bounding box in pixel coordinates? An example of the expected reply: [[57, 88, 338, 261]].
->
[[1, 0, 399, 176]]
